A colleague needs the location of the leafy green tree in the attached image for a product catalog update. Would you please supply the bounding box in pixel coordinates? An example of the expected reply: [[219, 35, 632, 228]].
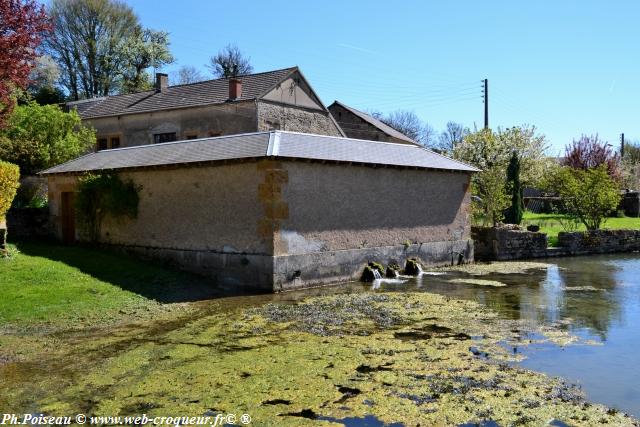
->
[[0, 102, 95, 174], [547, 166, 621, 230], [119, 28, 174, 93], [45, 0, 173, 98]]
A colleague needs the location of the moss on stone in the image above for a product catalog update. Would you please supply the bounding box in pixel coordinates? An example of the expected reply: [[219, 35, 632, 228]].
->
[[404, 258, 421, 276]]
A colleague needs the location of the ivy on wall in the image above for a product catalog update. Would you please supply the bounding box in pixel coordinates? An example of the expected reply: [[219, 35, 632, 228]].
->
[[75, 173, 140, 242]]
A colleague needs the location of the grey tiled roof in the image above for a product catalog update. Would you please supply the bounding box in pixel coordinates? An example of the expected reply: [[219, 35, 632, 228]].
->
[[41, 131, 478, 174], [67, 67, 297, 119], [330, 101, 417, 144]]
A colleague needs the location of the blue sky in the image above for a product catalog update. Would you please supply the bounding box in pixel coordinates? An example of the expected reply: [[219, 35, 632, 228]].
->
[[127, 0, 639, 154]]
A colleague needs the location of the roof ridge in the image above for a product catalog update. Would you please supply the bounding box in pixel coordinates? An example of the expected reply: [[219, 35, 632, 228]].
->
[[167, 66, 298, 90]]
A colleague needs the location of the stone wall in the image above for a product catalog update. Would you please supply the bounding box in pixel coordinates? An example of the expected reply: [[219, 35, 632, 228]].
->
[[5, 208, 51, 240], [471, 226, 548, 261], [557, 229, 640, 254], [472, 226, 640, 261], [328, 103, 413, 144], [257, 101, 343, 136]]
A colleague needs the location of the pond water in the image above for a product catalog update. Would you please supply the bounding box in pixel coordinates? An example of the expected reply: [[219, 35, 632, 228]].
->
[[366, 253, 640, 418]]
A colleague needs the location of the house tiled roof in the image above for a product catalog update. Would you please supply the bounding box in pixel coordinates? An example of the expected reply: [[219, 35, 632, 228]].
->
[[331, 101, 417, 144], [67, 67, 298, 119], [40, 131, 478, 175]]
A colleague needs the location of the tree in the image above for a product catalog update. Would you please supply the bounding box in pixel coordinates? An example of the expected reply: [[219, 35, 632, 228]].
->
[[26, 55, 66, 105], [372, 110, 435, 147], [563, 134, 620, 180], [207, 44, 253, 78], [119, 28, 174, 93], [621, 141, 640, 190], [503, 152, 523, 225], [454, 129, 510, 225], [0, 161, 20, 221], [455, 125, 550, 189], [438, 121, 467, 153], [0, 102, 95, 175], [171, 65, 207, 85], [0, 0, 51, 126], [547, 166, 620, 230], [45, 0, 172, 99]]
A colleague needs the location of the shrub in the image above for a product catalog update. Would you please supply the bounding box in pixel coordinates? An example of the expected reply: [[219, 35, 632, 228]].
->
[[75, 173, 140, 241], [547, 166, 621, 230], [0, 102, 95, 175], [0, 161, 20, 221]]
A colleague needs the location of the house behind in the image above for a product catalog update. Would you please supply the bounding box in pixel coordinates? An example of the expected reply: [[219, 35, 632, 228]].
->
[[67, 67, 344, 150]]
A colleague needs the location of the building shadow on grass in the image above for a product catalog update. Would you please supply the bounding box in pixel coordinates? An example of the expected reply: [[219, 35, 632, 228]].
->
[[14, 239, 269, 303]]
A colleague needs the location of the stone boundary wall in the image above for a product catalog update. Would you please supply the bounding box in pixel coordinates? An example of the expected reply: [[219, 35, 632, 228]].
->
[[557, 229, 640, 255], [472, 226, 547, 261], [5, 208, 51, 240], [473, 226, 640, 261]]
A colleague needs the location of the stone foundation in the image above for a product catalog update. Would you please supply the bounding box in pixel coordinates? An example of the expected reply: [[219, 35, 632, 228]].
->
[[273, 239, 474, 291], [105, 239, 473, 292]]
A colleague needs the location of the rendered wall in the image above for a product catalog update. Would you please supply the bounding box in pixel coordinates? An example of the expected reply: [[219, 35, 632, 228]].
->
[[47, 160, 474, 291], [85, 102, 258, 148], [272, 161, 474, 289]]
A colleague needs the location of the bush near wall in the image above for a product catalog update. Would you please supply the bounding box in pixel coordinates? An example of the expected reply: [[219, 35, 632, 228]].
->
[[0, 161, 20, 222]]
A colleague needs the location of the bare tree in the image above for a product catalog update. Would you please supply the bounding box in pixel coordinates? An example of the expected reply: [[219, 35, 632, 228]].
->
[[206, 44, 253, 78], [171, 65, 206, 85], [438, 121, 467, 152], [372, 110, 435, 147]]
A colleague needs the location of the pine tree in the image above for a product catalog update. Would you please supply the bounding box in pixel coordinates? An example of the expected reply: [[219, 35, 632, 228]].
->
[[504, 152, 523, 224]]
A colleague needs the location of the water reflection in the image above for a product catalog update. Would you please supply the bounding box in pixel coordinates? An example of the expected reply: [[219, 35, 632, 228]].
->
[[370, 253, 640, 417]]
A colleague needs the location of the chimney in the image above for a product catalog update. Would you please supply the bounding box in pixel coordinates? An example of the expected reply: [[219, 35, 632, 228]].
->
[[155, 73, 168, 92], [229, 78, 242, 100]]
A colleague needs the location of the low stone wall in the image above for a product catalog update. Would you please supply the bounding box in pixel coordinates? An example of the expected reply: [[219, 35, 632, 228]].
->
[[473, 226, 640, 261], [557, 229, 640, 254], [472, 226, 547, 261], [5, 208, 51, 240]]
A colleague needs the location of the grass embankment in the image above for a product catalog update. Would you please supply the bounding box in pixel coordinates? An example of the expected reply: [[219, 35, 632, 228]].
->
[[522, 212, 640, 246], [0, 241, 219, 330]]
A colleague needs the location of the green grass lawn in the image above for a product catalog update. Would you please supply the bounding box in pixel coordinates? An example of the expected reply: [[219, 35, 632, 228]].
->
[[522, 212, 640, 246], [0, 241, 220, 329]]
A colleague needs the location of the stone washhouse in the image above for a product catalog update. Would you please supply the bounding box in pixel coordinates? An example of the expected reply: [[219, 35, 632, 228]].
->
[[42, 131, 478, 292]]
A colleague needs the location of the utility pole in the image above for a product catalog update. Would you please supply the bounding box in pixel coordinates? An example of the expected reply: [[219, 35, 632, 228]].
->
[[482, 78, 489, 129], [621, 133, 625, 158]]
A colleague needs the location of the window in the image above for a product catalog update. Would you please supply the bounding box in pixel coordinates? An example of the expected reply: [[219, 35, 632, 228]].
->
[[154, 132, 177, 144], [185, 134, 198, 140], [97, 138, 108, 151], [97, 135, 121, 151]]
